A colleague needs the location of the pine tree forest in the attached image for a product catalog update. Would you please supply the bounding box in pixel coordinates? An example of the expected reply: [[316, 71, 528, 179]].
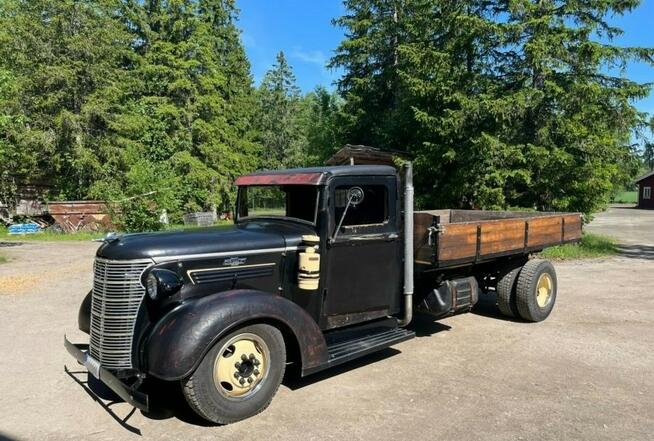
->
[[1, 0, 652, 230]]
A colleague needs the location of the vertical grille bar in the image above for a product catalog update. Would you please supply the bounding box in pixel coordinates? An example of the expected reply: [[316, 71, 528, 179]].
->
[[89, 257, 152, 369]]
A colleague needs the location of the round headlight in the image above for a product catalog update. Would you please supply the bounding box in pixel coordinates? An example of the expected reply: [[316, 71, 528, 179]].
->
[[146, 273, 158, 300]]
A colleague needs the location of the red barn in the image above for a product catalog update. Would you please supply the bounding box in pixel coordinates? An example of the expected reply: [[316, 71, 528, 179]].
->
[[636, 171, 654, 209]]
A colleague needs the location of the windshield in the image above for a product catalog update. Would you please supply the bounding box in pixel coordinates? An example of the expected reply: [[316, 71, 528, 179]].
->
[[237, 185, 319, 225]]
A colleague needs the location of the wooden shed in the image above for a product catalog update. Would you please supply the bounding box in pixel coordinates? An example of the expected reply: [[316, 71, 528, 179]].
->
[[325, 145, 409, 167], [636, 171, 654, 209], [46, 200, 114, 232]]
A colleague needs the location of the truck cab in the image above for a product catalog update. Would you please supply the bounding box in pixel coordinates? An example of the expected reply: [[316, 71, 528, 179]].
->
[[235, 165, 403, 329], [65, 164, 577, 424]]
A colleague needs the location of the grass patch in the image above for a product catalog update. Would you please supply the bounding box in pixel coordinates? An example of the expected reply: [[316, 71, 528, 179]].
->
[[0, 227, 104, 242], [0, 253, 7, 264], [165, 220, 233, 230], [612, 190, 638, 204], [0, 220, 234, 242], [540, 232, 617, 260]]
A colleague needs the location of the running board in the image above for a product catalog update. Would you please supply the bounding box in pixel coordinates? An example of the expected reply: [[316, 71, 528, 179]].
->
[[304, 327, 415, 376]]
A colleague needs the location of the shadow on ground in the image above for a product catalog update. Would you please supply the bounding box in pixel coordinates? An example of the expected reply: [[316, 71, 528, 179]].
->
[[286, 314, 451, 390], [471, 291, 524, 322], [283, 347, 402, 391], [65, 368, 144, 434], [0, 242, 22, 248], [617, 244, 654, 260], [65, 348, 414, 430], [66, 366, 216, 429], [63, 313, 457, 431], [409, 313, 454, 335]]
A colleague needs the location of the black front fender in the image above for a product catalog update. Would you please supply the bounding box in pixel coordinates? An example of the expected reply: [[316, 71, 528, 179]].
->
[[144, 289, 329, 381], [78, 291, 92, 334]]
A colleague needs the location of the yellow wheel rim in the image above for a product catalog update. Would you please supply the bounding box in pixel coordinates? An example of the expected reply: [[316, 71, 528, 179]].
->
[[213, 333, 269, 400], [536, 273, 553, 308]]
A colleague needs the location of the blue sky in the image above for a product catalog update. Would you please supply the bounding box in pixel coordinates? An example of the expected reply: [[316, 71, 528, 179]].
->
[[237, 0, 345, 91], [237, 0, 654, 119]]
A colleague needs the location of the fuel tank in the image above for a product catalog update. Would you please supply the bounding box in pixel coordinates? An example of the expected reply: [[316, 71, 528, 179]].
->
[[416, 276, 479, 318]]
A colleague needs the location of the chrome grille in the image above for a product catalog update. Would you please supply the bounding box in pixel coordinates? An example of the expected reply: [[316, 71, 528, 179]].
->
[[89, 257, 152, 369]]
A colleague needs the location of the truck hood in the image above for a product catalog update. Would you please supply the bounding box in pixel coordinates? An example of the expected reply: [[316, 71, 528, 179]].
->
[[96, 221, 315, 261]]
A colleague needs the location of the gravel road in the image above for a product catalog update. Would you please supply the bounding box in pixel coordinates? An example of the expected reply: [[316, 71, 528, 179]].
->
[[0, 206, 652, 441]]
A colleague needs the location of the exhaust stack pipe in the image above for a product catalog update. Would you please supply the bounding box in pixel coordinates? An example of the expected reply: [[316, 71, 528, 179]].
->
[[399, 162, 414, 327]]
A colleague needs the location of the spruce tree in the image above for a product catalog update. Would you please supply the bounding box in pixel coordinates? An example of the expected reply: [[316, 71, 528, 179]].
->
[[644, 143, 654, 171], [302, 86, 345, 164], [493, 0, 652, 214], [330, 0, 408, 149], [332, 0, 652, 214], [256, 51, 308, 169], [332, 0, 520, 208], [95, 0, 258, 223], [396, 0, 522, 209], [0, 0, 132, 201]]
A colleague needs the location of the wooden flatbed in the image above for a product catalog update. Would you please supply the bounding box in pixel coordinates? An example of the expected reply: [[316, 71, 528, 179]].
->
[[414, 210, 583, 269]]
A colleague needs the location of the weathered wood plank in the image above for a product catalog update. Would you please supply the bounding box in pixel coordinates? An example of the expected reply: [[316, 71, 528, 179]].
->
[[438, 223, 478, 261], [563, 214, 583, 241], [479, 219, 526, 255], [413, 210, 582, 267], [527, 216, 563, 248]]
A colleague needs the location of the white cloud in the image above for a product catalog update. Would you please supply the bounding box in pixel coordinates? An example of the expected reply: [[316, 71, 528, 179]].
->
[[291, 48, 327, 67]]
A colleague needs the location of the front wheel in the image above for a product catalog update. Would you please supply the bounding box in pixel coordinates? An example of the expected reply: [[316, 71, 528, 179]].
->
[[182, 324, 286, 424]]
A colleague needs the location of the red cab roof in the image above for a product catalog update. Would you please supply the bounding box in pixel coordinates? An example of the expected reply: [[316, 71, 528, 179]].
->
[[234, 165, 397, 186], [234, 172, 324, 186]]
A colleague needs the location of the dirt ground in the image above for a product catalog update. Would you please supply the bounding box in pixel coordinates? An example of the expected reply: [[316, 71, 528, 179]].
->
[[0, 206, 652, 441]]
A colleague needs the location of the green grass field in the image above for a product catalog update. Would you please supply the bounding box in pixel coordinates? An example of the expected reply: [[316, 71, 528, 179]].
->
[[540, 232, 617, 260], [612, 190, 638, 204]]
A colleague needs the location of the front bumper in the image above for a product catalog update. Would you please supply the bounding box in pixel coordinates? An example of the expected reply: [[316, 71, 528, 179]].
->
[[64, 336, 149, 412]]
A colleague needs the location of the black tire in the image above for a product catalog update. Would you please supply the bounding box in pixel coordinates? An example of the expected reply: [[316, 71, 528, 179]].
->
[[515, 259, 557, 322], [496, 266, 521, 317], [181, 324, 286, 424]]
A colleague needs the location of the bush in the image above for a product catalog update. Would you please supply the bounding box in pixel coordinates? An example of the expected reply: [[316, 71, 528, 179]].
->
[[117, 199, 165, 233], [91, 160, 181, 233]]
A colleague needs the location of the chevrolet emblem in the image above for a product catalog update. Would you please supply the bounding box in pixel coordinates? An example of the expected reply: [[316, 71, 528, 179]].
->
[[223, 257, 247, 267]]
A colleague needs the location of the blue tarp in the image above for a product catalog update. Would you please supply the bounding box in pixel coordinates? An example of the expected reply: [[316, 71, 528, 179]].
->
[[8, 223, 41, 234]]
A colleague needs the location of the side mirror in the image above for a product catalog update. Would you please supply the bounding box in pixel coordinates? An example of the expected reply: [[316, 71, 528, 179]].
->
[[346, 187, 364, 206], [330, 186, 365, 245]]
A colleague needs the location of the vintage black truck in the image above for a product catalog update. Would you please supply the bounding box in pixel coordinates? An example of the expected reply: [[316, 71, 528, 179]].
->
[[65, 164, 582, 424]]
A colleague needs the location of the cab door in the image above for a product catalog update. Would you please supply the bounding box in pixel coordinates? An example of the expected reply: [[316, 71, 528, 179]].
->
[[322, 176, 402, 329]]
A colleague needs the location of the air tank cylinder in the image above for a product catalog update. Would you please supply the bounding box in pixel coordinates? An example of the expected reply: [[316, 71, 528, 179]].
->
[[298, 235, 320, 290]]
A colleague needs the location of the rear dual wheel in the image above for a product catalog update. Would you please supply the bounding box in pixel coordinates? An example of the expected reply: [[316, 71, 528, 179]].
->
[[182, 324, 286, 424], [496, 266, 521, 318], [496, 259, 557, 322]]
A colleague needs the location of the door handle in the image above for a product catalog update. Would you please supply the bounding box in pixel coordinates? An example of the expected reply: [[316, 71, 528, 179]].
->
[[387, 233, 399, 241]]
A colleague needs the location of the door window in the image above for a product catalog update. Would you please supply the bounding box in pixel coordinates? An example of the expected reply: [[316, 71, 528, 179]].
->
[[334, 184, 389, 231]]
